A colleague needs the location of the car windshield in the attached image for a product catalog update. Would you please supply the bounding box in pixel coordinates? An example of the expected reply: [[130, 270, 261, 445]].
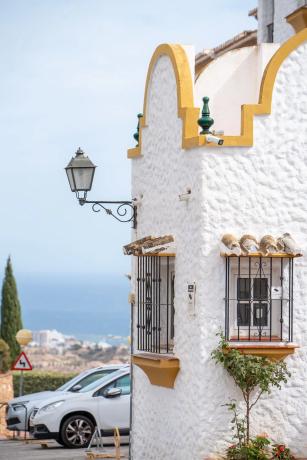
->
[[56, 368, 118, 392], [57, 371, 89, 391], [79, 370, 126, 393]]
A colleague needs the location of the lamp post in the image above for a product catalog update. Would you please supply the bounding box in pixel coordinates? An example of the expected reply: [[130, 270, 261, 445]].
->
[[16, 329, 32, 396], [65, 148, 136, 228]]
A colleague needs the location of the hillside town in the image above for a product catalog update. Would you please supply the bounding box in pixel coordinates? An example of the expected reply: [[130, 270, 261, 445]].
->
[[27, 330, 129, 372]]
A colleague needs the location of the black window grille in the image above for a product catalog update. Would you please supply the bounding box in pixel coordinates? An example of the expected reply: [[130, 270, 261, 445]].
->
[[136, 255, 175, 354], [225, 256, 294, 342]]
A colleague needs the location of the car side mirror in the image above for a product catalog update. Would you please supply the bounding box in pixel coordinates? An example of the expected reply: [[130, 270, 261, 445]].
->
[[70, 384, 82, 392], [104, 387, 122, 398]]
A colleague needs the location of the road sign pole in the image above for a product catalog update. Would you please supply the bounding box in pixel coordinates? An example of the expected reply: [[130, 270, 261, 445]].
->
[[12, 351, 32, 396], [19, 370, 24, 396]]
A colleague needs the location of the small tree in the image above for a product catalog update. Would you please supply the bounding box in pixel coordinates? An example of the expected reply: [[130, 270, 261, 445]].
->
[[0, 338, 11, 373], [212, 335, 290, 443], [0, 257, 23, 362]]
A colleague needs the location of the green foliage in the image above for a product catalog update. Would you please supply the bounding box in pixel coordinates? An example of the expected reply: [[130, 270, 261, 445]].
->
[[212, 335, 290, 397], [212, 334, 291, 443], [272, 444, 295, 460], [227, 436, 271, 460], [223, 388, 295, 459], [0, 338, 11, 373], [227, 437, 295, 460], [0, 257, 23, 362], [224, 402, 247, 446], [13, 371, 77, 396]]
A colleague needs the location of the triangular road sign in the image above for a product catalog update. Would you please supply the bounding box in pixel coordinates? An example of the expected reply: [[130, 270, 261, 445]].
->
[[11, 351, 32, 371]]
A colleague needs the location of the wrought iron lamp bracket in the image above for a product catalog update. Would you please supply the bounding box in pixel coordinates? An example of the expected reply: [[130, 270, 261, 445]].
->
[[77, 194, 137, 228]]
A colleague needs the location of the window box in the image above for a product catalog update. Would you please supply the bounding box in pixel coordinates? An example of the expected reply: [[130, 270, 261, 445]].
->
[[225, 342, 299, 361], [132, 353, 180, 388]]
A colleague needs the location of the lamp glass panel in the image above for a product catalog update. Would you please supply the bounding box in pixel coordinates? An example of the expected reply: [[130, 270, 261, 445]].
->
[[66, 168, 76, 191], [73, 167, 95, 191]]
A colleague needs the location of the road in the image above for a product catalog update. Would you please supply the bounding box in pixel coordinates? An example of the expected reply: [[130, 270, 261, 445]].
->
[[0, 439, 129, 460]]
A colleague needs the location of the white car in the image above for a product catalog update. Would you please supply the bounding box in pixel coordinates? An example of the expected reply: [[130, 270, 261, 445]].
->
[[6, 364, 127, 433], [31, 368, 130, 448]]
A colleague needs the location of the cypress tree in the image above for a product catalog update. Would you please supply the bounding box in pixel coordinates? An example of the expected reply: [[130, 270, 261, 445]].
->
[[0, 339, 11, 373], [0, 257, 23, 362]]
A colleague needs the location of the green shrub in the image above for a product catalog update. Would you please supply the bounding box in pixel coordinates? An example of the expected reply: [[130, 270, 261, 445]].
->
[[227, 435, 271, 460], [0, 338, 11, 373], [226, 436, 296, 460], [13, 371, 77, 396], [272, 444, 295, 460], [212, 334, 290, 443]]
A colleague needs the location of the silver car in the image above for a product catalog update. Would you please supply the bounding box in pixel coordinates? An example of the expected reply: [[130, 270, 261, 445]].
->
[[6, 364, 128, 432], [31, 368, 130, 448]]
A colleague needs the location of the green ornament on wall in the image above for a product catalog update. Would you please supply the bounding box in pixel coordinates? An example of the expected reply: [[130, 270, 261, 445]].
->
[[133, 113, 143, 146], [198, 96, 214, 134]]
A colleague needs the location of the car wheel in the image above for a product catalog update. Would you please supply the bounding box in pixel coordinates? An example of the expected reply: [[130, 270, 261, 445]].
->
[[61, 415, 95, 449], [56, 436, 65, 446]]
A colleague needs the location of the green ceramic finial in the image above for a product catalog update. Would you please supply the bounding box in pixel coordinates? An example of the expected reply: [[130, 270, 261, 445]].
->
[[133, 113, 143, 146], [198, 96, 214, 134]]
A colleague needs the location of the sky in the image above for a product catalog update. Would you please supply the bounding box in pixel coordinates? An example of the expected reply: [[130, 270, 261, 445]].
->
[[0, 0, 256, 282]]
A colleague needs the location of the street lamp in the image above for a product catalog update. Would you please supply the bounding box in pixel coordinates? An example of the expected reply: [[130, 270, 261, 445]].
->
[[65, 148, 136, 228], [16, 329, 32, 396], [16, 329, 32, 347]]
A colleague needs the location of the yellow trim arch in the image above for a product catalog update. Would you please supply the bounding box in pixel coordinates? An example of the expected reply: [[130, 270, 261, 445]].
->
[[128, 44, 199, 158], [128, 29, 307, 158]]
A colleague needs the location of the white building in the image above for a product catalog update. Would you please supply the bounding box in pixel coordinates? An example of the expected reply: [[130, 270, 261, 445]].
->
[[32, 329, 66, 348], [258, 0, 307, 43], [126, 4, 307, 460]]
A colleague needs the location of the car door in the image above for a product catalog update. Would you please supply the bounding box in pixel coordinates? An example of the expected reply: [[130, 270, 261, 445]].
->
[[94, 374, 130, 432]]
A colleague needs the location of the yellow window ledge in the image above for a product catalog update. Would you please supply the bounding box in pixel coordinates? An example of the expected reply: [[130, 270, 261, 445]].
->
[[227, 343, 299, 361], [132, 353, 180, 388]]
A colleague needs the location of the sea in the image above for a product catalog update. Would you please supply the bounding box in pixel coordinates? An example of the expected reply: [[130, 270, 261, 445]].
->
[[17, 274, 131, 343]]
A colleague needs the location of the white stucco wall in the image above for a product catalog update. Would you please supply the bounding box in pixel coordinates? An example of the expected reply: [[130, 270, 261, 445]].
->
[[195, 44, 278, 135], [130, 52, 205, 459], [130, 38, 307, 459], [258, 0, 306, 44]]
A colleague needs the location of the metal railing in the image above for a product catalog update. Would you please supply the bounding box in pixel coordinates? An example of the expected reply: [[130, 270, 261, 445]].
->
[[136, 255, 175, 354], [225, 256, 294, 342]]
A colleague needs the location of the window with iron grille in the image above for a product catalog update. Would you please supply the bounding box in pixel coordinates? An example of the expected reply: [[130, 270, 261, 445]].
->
[[136, 255, 175, 354], [225, 256, 294, 342]]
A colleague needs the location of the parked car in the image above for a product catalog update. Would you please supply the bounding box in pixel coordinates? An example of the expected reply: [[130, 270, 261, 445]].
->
[[30, 367, 130, 448], [6, 363, 128, 433]]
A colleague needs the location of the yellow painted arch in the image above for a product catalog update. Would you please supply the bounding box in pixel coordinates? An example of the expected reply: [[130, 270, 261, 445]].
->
[[128, 44, 199, 158], [128, 29, 307, 158]]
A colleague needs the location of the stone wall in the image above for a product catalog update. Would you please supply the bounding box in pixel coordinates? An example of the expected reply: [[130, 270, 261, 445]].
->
[[0, 373, 13, 438]]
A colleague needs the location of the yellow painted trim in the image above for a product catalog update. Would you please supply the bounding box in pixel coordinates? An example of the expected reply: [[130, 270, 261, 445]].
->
[[227, 344, 298, 361], [127, 44, 199, 158], [128, 29, 307, 158], [286, 6, 307, 33], [132, 353, 180, 388]]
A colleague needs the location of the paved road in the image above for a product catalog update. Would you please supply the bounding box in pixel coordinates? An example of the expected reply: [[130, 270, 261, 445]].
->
[[0, 439, 129, 460]]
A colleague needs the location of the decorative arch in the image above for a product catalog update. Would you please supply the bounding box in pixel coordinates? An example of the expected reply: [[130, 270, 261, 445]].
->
[[128, 29, 307, 158], [128, 44, 199, 158]]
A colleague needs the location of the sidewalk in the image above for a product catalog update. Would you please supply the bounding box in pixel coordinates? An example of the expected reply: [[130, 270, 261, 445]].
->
[[0, 439, 129, 460]]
